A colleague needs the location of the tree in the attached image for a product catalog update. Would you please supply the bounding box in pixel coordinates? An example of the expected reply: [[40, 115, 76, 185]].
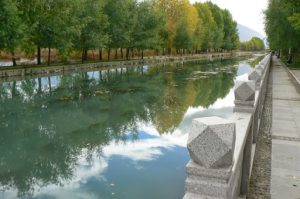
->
[[240, 37, 265, 51], [73, 0, 109, 63], [207, 2, 224, 51], [155, 0, 198, 54], [0, 0, 24, 66], [132, 0, 167, 59], [174, 20, 192, 55], [222, 9, 239, 50], [194, 3, 217, 51], [265, 0, 300, 61], [104, 0, 135, 60]]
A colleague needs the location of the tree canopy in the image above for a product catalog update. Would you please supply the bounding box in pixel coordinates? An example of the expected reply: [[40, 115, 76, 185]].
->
[[240, 37, 265, 51], [265, 0, 300, 61], [0, 0, 240, 65]]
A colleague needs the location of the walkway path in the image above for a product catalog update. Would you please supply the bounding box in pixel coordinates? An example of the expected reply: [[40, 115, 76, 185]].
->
[[271, 57, 300, 198]]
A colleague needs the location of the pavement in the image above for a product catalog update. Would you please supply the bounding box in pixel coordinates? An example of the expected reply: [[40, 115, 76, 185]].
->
[[271, 57, 300, 199], [290, 69, 300, 85]]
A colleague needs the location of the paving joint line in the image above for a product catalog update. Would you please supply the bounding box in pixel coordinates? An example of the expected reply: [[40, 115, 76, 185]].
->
[[272, 135, 300, 142]]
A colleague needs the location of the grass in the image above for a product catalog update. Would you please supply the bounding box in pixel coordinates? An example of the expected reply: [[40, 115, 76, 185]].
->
[[247, 55, 264, 68], [286, 62, 300, 69]]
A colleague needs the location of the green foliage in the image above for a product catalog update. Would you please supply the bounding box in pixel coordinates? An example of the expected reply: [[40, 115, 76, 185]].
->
[[74, 0, 108, 52], [240, 37, 265, 51], [265, 0, 300, 52], [0, 0, 240, 65], [0, 0, 25, 65], [194, 3, 239, 51], [174, 20, 192, 52], [222, 9, 239, 50], [132, 1, 165, 51]]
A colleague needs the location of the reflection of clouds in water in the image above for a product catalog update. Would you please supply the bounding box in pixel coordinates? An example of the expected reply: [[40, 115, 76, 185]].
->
[[103, 139, 173, 161], [235, 73, 249, 81], [1, 67, 251, 199], [209, 89, 234, 109], [2, 122, 187, 198]]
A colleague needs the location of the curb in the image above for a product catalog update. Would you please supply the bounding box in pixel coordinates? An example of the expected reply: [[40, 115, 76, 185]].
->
[[277, 58, 300, 86], [286, 67, 300, 86]]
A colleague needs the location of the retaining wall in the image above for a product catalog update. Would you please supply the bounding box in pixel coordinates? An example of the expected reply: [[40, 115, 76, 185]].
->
[[0, 52, 254, 81]]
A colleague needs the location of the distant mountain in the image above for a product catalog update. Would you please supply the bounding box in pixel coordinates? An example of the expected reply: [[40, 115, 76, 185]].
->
[[237, 24, 264, 42]]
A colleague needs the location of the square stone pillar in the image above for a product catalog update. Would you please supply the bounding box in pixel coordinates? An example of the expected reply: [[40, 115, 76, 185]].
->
[[248, 69, 262, 90], [234, 80, 255, 113], [184, 117, 236, 199]]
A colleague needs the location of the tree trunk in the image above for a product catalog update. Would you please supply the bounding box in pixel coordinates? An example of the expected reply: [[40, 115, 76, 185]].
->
[[115, 49, 118, 60], [131, 49, 134, 58], [99, 49, 102, 61], [126, 48, 129, 60], [12, 81, 17, 97], [84, 50, 88, 61], [47, 48, 51, 66], [81, 50, 88, 63], [121, 48, 123, 59], [81, 50, 84, 64], [48, 76, 52, 93], [287, 48, 293, 64], [99, 70, 103, 82], [141, 50, 144, 60], [37, 46, 41, 65], [38, 78, 42, 93], [168, 48, 171, 55], [107, 48, 111, 61], [11, 51, 17, 66]]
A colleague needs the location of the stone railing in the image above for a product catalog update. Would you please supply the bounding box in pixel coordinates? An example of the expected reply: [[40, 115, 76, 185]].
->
[[183, 54, 271, 199]]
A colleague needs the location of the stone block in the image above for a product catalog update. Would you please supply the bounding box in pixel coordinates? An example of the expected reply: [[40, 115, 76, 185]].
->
[[256, 64, 265, 73], [187, 117, 236, 169], [234, 80, 255, 103], [248, 69, 262, 82]]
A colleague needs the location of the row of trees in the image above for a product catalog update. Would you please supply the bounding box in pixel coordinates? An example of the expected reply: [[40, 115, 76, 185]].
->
[[240, 37, 265, 51], [0, 0, 240, 66], [265, 0, 300, 62]]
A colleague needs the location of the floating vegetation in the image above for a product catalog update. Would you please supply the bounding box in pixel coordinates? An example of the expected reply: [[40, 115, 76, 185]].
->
[[57, 96, 73, 101], [192, 71, 219, 75], [94, 90, 111, 95]]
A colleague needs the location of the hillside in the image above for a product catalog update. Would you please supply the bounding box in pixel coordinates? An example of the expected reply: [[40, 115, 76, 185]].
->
[[237, 24, 264, 42]]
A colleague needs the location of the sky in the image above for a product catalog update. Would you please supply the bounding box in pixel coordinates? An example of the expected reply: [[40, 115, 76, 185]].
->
[[191, 0, 268, 36]]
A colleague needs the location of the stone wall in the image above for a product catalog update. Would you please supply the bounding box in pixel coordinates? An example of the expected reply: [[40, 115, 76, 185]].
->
[[183, 54, 272, 199], [0, 52, 254, 81]]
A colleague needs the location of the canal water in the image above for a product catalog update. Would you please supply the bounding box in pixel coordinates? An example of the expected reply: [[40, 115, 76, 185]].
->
[[0, 56, 259, 199]]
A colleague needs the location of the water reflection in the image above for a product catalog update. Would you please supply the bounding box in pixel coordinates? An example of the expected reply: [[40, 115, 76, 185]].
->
[[0, 58, 255, 199]]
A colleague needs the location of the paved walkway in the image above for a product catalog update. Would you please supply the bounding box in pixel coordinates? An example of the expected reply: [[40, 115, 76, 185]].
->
[[290, 69, 300, 85], [271, 57, 300, 199]]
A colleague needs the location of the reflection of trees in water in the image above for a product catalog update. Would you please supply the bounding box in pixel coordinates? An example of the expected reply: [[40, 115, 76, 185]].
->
[[0, 59, 238, 197]]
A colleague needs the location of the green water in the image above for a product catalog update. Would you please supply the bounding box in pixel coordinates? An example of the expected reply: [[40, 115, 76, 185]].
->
[[0, 57, 256, 199]]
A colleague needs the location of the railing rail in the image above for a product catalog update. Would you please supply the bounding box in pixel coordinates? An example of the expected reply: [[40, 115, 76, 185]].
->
[[184, 54, 272, 199]]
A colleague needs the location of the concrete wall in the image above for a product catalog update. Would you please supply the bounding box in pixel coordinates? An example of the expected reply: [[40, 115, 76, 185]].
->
[[184, 54, 272, 199]]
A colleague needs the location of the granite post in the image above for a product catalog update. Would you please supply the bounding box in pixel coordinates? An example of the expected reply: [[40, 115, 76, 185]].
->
[[248, 69, 262, 90], [184, 117, 236, 199], [234, 80, 255, 113]]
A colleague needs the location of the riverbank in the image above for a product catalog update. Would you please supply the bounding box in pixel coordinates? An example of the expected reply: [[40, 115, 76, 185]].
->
[[0, 51, 254, 81]]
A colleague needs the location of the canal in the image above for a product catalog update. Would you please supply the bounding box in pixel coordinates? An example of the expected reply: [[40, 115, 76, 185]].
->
[[0, 56, 259, 199]]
